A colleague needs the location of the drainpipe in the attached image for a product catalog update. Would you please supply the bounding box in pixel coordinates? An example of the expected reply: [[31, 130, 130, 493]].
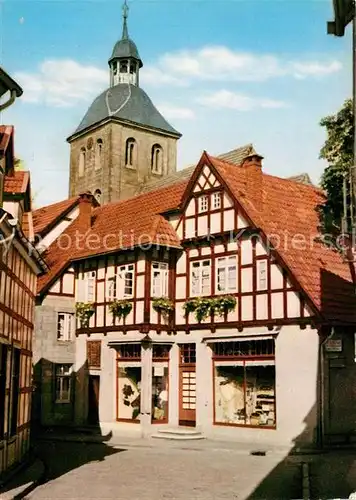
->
[[0, 67, 23, 114], [319, 326, 335, 448], [0, 89, 17, 112]]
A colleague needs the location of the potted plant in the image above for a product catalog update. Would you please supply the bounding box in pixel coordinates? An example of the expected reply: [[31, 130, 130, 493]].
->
[[214, 295, 237, 317], [75, 302, 95, 328], [109, 299, 132, 323], [152, 297, 174, 318], [183, 297, 214, 323]]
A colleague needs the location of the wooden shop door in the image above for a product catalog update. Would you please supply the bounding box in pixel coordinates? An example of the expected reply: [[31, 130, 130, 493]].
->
[[179, 344, 196, 427], [88, 375, 100, 425]]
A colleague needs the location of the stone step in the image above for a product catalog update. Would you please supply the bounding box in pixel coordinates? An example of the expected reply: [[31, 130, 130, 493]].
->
[[152, 428, 205, 440]]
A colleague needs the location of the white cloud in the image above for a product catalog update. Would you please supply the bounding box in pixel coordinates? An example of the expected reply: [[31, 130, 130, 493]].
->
[[197, 90, 287, 111], [143, 45, 342, 87], [14, 59, 107, 107], [156, 104, 195, 120]]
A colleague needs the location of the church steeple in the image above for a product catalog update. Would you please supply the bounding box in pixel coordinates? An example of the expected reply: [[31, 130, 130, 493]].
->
[[108, 0, 143, 87]]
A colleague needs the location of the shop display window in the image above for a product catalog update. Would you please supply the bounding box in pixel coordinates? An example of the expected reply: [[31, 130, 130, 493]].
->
[[152, 364, 169, 422], [118, 365, 141, 421]]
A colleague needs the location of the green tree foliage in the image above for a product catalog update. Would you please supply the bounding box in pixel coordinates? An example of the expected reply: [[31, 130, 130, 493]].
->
[[319, 99, 353, 234]]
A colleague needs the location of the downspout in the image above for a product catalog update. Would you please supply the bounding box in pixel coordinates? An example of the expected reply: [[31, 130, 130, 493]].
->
[[319, 326, 334, 448], [0, 89, 17, 112]]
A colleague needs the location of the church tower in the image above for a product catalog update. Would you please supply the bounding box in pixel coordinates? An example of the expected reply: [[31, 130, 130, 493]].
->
[[67, 1, 181, 205]]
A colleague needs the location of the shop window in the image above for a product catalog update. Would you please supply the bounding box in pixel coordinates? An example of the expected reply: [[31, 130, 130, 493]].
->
[[191, 259, 211, 296], [57, 312, 74, 341], [55, 364, 72, 403], [0, 344, 7, 439], [151, 262, 168, 297], [198, 195, 209, 213], [9, 348, 20, 436], [213, 192, 222, 210], [117, 345, 141, 421], [117, 264, 134, 298], [212, 340, 275, 427], [152, 363, 169, 422], [216, 256, 237, 293], [257, 260, 268, 291], [180, 344, 196, 364]]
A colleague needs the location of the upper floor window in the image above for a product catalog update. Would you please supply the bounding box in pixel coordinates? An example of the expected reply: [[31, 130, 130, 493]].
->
[[57, 312, 74, 341], [198, 195, 209, 213], [257, 260, 268, 291], [216, 256, 237, 293], [94, 189, 102, 204], [106, 275, 117, 301], [120, 60, 128, 73], [117, 264, 134, 298], [213, 192, 222, 210], [125, 138, 136, 168], [78, 270, 96, 302], [78, 147, 86, 177], [113, 61, 118, 76], [151, 144, 163, 175], [191, 259, 211, 296], [152, 262, 168, 297], [55, 364, 72, 403], [95, 139, 103, 170]]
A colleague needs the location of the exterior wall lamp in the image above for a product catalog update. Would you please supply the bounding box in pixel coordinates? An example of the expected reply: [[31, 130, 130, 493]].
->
[[0, 67, 23, 112]]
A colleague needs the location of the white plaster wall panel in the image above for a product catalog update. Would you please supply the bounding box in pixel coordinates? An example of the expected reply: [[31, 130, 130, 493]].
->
[[176, 254, 186, 274], [49, 280, 60, 294], [193, 184, 200, 193], [275, 325, 319, 444], [136, 276, 145, 299], [201, 246, 211, 256], [210, 212, 221, 233], [223, 193, 233, 208], [97, 281, 105, 303], [223, 210, 235, 232], [106, 305, 113, 326], [176, 277, 186, 299], [136, 257, 145, 274], [255, 240, 267, 256], [256, 294, 268, 320], [271, 292, 284, 318], [89, 311, 95, 328], [241, 268, 253, 293], [176, 303, 186, 324], [150, 307, 158, 324], [189, 249, 199, 258], [96, 305, 104, 327], [97, 259, 106, 279], [227, 241, 238, 252], [176, 222, 183, 239], [286, 279, 292, 288], [240, 239, 253, 265], [208, 173, 217, 185], [237, 214, 248, 229], [136, 301, 144, 323], [186, 199, 195, 217], [185, 218, 195, 239], [227, 307, 238, 322], [214, 313, 224, 323], [62, 273, 74, 294], [125, 308, 134, 324], [214, 244, 225, 254], [202, 166, 210, 177], [168, 214, 180, 230], [107, 256, 115, 269], [287, 291, 300, 318], [271, 264, 284, 289], [197, 215, 208, 237], [241, 296, 253, 321], [106, 262, 115, 277]]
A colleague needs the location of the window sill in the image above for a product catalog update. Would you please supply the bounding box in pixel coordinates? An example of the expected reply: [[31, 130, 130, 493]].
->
[[55, 400, 71, 405], [125, 164, 136, 170]]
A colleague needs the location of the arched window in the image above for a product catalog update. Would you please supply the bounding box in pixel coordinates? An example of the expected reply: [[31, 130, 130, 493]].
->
[[95, 139, 103, 170], [151, 144, 163, 175], [94, 189, 102, 204], [120, 60, 128, 73], [125, 138, 136, 168], [78, 147, 86, 177]]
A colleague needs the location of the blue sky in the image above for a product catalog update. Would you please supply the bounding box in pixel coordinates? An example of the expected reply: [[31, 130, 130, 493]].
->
[[0, 0, 352, 207]]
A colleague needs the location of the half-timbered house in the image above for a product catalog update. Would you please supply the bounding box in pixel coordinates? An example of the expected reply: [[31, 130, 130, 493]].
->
[[0, 125, 47, 477], [34, 148, 356, 447]]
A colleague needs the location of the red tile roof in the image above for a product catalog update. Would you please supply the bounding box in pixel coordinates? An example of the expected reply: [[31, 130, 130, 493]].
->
[[37, 153, 356, 324], [32, 196, 80, 237], [4, 170, 29, 195]]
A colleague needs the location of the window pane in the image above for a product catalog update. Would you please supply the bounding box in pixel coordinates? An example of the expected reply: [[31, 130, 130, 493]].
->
[[152, 365, 169, 421], [118, 366, 141, 420], [214, 365, 245, 424]]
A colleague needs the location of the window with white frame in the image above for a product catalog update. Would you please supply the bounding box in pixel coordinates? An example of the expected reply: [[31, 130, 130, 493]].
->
[[198, 195, 209, 213], [57, 312, 74, 341], [152, 262, 168, 297], [117, 264, 134, 298], [78, 270, 96, 302], [55, 364, 72, 403], [106, 275, 117, 301], [257, 260, 268, 291], [213, 192, 222, 210], [216, 256, 237, 293], [191, 260, 211, 296]]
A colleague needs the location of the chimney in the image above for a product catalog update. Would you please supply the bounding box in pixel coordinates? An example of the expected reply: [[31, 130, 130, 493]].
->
[[242, 154, 263, 212], [78, 192, 94, 230]]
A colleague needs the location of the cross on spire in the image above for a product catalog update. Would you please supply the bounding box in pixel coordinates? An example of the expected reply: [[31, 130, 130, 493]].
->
[[122, 0, 129, 40]]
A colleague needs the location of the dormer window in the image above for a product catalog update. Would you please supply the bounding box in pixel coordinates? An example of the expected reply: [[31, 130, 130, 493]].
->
[[125, 138, 136, 168], [79, 148, 86, 178], [95, 139, 103, 170], [151, 144, 163, 175], [198, 195, 209, 213]]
